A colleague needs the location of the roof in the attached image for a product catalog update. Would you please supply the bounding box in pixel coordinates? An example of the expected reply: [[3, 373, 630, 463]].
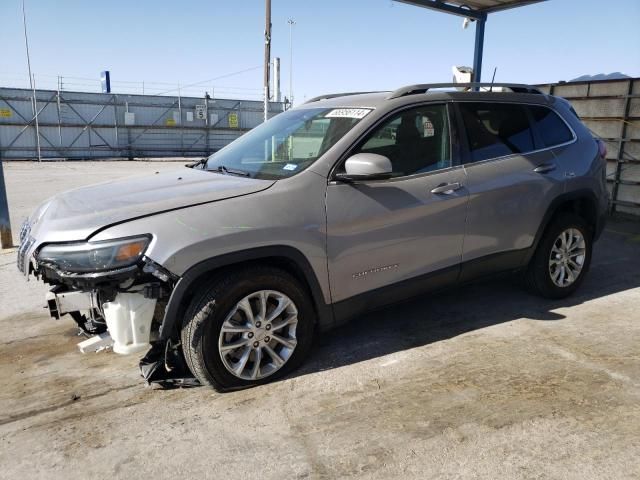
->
[[396, 0, 545, 17], [301, 85, 538, 105], [298, 87, 552, 111]]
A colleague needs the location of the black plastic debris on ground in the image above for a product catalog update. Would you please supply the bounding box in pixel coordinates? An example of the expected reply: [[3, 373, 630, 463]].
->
[[139, 341, 200, 389]]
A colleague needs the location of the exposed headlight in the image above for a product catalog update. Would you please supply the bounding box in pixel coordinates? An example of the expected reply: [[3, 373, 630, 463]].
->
[[38, 236, 151, 273]]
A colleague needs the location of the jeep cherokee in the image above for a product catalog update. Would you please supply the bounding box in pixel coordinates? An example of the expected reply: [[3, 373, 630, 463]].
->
[[17, 83, 608, 391]]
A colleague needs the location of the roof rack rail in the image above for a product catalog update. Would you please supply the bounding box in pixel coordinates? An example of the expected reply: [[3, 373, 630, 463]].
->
[[387, 83, 543, 99], [304, 91, 382, 104]]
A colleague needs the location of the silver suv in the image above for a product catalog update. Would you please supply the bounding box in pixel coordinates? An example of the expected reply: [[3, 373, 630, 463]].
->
[[18, 83, 608, 391]]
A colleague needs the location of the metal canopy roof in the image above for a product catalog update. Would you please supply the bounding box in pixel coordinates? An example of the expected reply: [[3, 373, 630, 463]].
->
[[395, 1, 546, 83], [396, 1, 546, 19]]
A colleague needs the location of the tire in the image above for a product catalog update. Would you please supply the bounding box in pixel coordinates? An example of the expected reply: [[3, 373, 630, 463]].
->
[[525, 212, 593, 299], [180, 266, 315, 391]]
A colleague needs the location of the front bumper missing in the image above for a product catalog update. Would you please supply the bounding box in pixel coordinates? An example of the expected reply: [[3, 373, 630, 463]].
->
[[26, 245, 197, 386], [44, 285, 199, 388], [46, 287, 157, 355], [46, 288, 98, 320]]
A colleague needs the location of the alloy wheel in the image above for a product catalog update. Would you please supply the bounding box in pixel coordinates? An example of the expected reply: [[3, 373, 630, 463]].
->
[[548, 228, 586, 287], [218, 290, 298, 380]]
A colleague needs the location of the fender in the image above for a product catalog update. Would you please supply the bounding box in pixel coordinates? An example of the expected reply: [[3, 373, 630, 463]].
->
[[158, 246, 334, 339], [524, 188, 604, 265]]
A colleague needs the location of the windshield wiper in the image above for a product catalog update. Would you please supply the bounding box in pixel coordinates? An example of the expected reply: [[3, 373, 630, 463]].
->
[[213, 165, 251, 177], [186, 158, 207, 169]]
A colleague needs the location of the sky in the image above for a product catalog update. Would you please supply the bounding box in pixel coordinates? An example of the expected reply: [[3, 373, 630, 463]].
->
[[2, 0, 639, 102]]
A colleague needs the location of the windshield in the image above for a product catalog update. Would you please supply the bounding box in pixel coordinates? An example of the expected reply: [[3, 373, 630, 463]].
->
[[205, 107, 371, 179]]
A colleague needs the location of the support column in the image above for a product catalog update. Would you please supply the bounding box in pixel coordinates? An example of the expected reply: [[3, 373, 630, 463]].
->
[[0, 149, 13, 249], [472, 14, 487, 86]]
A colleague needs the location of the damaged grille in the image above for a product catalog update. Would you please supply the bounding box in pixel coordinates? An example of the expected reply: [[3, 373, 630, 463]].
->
[[19, 220, 30, 243], [17, 222, 35, 275]]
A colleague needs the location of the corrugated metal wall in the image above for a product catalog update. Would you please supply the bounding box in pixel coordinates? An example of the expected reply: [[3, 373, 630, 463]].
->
[[537, 78, 640, 216], [0, 88, 284, 159]]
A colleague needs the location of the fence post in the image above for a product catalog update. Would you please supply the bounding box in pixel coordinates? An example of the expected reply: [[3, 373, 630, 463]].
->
[[113, 94, 119, 149], [0, 148, 14, 249], [610, 79, 633, 215], [126, 101, 133, 161], [205, 92, 211, 156], [57, 76, 63, 146], [178, 83, 184, 156]]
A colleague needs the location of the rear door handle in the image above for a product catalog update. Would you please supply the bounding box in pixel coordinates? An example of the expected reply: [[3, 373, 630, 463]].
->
[[533, 163, 557, 174], [430, 182, 462, 195]]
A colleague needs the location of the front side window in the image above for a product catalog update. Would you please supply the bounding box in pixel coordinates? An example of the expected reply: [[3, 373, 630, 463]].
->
[[350, 104, 451, 177], [529, 105, 574, 147], [205, 107, 370, 179], [459, 103, 534, 163]]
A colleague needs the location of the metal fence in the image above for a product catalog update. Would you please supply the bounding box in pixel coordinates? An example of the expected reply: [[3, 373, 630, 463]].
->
[[538, 78, 640, 216], [0, 87, 285, 160]]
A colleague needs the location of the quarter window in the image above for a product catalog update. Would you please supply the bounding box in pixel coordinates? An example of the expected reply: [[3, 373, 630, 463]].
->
[[352, 104, 451, 177], [529, 105, 574, 147], [459, 103, 535, 163]]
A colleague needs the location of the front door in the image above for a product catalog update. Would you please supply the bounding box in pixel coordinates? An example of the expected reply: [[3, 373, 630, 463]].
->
[[326, 104, 469, 311]]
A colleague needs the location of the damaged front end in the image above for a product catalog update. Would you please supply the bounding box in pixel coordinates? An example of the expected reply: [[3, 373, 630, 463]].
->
[[18, 228, 195, 387]]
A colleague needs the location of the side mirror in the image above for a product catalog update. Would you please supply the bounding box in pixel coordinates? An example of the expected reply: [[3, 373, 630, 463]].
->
[[335, 153, 393, 182]]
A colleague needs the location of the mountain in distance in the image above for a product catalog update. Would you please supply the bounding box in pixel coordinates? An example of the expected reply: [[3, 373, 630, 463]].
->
[[570, 72, 630, 82]]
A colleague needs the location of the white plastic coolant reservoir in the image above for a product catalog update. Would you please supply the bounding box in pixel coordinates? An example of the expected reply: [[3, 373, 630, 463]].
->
[[102, 292, 157, 355]]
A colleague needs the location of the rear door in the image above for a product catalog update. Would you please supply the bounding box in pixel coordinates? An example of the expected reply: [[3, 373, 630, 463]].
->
[[326, 103, 469, 308], [456, 101, 566, 280]]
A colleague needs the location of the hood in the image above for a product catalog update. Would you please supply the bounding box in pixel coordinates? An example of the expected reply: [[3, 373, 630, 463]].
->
[[28, 168, 275, 243]]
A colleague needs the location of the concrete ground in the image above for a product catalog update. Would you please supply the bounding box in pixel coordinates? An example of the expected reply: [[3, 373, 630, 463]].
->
[[1, 161, 639, 480]]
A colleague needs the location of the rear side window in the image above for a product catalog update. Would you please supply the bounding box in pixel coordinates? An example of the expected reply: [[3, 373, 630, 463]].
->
[[459, 103, 534, 163], [529, 106, 574, 147]]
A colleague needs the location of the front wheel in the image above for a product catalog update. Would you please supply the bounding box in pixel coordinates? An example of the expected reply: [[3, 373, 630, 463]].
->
[[181, 267, 315, 391], [525, 213, 593, 299]]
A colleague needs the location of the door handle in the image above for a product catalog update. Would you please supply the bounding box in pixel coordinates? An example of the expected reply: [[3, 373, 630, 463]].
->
[[533, 163, 557, 174], [430, 182, 462, 195]]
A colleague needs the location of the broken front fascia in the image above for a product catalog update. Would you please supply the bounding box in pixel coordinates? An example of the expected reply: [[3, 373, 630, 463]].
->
[[20, 231, 195, 384], [37, 253, 177, 355]]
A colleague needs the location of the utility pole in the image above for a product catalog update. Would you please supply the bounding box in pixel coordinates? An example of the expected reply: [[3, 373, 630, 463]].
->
[[263, 0, 271, 122], [287, 18, 296, 107]]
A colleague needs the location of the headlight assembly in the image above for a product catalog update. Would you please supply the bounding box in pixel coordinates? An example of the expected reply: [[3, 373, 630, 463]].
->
[[38, 235, 151, 273]]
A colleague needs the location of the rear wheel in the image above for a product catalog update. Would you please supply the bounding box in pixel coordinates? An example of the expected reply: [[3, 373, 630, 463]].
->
[[526, 213, 593, 299], [181, 267, 315, 391]]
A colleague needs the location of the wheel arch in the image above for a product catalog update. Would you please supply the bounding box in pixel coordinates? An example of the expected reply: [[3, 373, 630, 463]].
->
[[159, 246, 333, 340], [525, 189, 603, 265]]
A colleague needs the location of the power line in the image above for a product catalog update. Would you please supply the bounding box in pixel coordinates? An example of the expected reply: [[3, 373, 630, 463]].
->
[[154, 65, 263, 96], [21, 0, 41, 161]]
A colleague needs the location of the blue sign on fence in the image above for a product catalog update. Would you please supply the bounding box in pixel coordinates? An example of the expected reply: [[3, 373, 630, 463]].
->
[[100, 71, 111, 93]]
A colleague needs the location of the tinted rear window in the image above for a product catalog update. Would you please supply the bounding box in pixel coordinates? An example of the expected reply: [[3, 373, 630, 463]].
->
[[459, 103, 535, 163], [529, 105, 574, 147]]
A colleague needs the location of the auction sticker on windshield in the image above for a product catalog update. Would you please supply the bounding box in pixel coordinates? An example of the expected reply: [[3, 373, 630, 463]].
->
[[325, 108, 372, 119]]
